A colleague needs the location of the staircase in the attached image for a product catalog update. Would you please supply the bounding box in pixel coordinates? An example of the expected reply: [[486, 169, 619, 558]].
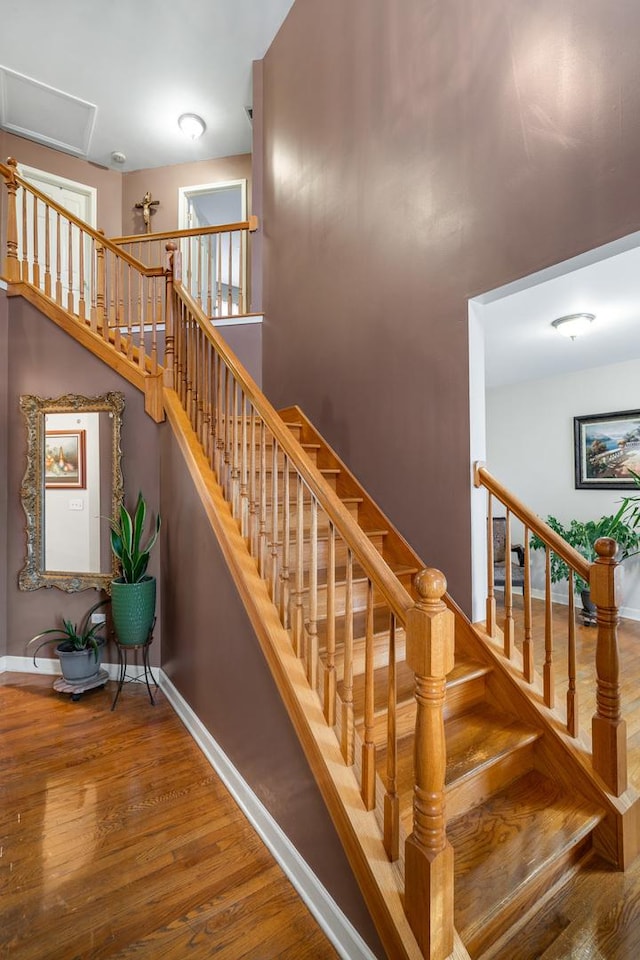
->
[[275, 408, 606, 959], [3, 157, 639, 960]]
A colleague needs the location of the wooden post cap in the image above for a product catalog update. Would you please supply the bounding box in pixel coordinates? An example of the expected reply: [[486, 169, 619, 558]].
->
[[414, 567, 447, 605], [595, 537, 617, 560], [406, 568, 455, 678]]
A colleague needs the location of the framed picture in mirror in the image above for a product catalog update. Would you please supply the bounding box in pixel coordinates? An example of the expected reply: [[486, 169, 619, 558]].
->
[[45, 430, 86, 488]]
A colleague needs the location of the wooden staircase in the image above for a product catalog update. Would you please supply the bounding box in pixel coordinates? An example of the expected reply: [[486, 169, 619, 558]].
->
[[277, 406, 607, 959]]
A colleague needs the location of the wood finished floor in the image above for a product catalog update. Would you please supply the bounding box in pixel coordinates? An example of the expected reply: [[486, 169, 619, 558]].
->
[[0, 674, 339, 960]]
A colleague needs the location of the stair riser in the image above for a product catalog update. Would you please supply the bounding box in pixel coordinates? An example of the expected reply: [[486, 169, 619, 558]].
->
[[299, 531, 385, 569], [446, 740, 537, 822], [443, 674, 488, 722], [248, 468, 338, 491], [306, 573, 413, 619], [265, 498, 361, 532]]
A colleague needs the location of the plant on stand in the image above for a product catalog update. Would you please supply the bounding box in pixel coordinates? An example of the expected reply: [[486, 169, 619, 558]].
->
[[109, 491, 161, 646], [27, 597, 110, 682], [530, 505, 640, 625]]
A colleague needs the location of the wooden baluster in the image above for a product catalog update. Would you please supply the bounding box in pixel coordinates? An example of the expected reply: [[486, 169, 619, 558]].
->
[[227, 232, 233, 314], [78, 229, 86, 320], [567, 570, 578, 737], [591, 537, 627, 796], [215, 353, 224, 480], [126, 262, 135, 360], [232, 378, 240, 517], [67, 219, 74, 314], [405, 568, 455, 960], [486, 494, 496, 637], [279, 453, 290, 627], [292, 475, 305, 657], [258, 420, 268, 577], [522, 525, 534, 683], [384, 613, 400, 862], [323, 522, 336, 726], [21, 182, 28, 281], [3, 157, 20, 281], [238, 229, 245, 314], [163, 242, 177, 389], [216, 233, 223, 315], [361, 579, 376, 811], [137, 273, 146, 372], [503, 509, 514, 657], [544, 546, 554, 708], [206, 235, 213, 316], [223, 367, 233, 499], [151, 283, 160, 375], [341, 548, 355, 765], [248, 407, 257, 554], [186, 236, 192, 296], [307, 496, 319, 691], [196, 235, 203, 307], [44, 203, 51, 297], [32, 194, 40, 288], [55, 212, 62, 305], [96, 231, 106, 331], [240, 391, 249, 538], [270, 438, 280, 603]]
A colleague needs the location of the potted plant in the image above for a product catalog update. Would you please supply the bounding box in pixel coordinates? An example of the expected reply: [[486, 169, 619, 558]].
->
[[27, 598, 109, 682], [530, 506, 640, 624], [109, 491, 161, 646]]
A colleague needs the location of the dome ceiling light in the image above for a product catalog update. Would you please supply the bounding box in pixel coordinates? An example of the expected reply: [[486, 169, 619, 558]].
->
[[550, 313, 595, 340], [178, 113, 206, 140]]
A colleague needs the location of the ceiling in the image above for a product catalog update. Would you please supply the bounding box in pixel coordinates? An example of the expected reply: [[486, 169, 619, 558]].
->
[[479, 233, 640, 389], [0, 0, 294, 172]]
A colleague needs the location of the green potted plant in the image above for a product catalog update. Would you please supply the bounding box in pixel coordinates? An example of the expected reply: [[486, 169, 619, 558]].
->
[[530, 505, 640, 624], [27, 598, 109, 682], [109, 491, 161, 646]]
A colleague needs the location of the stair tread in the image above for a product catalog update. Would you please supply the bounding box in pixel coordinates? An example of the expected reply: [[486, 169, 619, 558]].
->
[[450, 769, 603, 943]]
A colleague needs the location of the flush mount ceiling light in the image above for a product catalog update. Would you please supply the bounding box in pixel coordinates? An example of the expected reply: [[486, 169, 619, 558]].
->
[[550, 312, 595, 340], [178, 113, 206, 140]]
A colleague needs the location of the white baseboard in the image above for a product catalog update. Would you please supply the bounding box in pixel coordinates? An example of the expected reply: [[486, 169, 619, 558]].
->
[[158, 671, 378, 960], [0, 655, 161, 682], [529, 588, 640, 622]]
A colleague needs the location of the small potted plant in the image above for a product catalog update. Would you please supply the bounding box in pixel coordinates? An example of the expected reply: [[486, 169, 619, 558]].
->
[[27, 598, 110, 682], [109, 491, 161, 646], [530, 506, 640, 624]]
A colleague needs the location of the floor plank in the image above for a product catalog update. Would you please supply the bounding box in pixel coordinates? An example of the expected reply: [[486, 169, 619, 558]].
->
[[0, 673, 340, 960]]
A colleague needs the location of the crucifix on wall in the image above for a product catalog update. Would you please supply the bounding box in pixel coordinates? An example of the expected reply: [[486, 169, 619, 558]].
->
[[135, 191, 160, 233]]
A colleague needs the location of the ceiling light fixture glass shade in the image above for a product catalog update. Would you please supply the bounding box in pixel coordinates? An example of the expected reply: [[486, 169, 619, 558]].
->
[[550, 312, 595, 340], [178, 113, 206, 140]]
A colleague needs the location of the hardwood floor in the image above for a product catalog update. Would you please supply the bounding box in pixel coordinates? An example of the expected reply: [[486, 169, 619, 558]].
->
[[0, 673, 339, 960]]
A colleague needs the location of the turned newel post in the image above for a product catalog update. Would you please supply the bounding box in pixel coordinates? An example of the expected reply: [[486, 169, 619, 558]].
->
[[164, 241, 179, 389], [591, 537, 627, 796], [4, 157, 20, 282], [405, 568, 455, 960], [95, 229, 106, 329]]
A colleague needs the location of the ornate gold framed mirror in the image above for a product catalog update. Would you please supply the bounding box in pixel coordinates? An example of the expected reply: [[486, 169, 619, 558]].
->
[[19, 391, 125, 592]]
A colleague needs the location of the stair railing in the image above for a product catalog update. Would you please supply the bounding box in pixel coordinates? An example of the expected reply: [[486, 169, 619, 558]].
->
[[1, 157, 165, 379], [111, 216, 258, 318], [167, 244, 454, 959], [474, 462, 627, 797]]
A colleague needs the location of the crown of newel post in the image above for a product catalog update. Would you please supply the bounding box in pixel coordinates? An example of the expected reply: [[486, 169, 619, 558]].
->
[[590, 537, 627, 796], [163, 241, 179, 389], [3, 157, 20, 282], [404, 568, 455, 960]]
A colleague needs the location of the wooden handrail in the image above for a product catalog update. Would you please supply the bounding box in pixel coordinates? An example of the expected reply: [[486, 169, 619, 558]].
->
[[110, 216, 259, 246], [173, 274, 413, 623], [474, 462, 590, 584]]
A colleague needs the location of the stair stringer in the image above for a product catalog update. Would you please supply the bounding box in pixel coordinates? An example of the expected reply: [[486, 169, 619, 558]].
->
[[164, 387, 471, 960]]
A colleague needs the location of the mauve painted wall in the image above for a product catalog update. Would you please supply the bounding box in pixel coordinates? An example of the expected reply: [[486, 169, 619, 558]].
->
[[159, 425, 382, 954], [0, 288, 8, 656], [259, 0, 640, 612], [121, 154, 252, 236], [4, 297, 161, 666]]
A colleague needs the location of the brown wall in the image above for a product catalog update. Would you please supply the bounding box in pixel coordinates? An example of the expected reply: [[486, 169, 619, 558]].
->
[[4, 297, 161, 665], [159, 424, 382, 953], [121, 154, 252, 237], [0, 288, 8, 656], [1, 131, 123, 237], [259, 0, 640, 612]]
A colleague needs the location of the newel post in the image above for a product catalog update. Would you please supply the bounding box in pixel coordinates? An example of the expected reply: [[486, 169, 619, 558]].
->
[[164, 241, 180, 390], [4, 157, 20, 282], [405, 568, 455, 960], [590, 537, 627, 796]]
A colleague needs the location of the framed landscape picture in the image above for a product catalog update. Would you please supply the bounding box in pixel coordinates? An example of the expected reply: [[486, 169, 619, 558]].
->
[[45, 430, 86, 489], [574, 410, 640, 489]]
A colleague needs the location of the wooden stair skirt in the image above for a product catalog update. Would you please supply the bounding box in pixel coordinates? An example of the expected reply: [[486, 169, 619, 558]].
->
[[281, 408, 611, 960]]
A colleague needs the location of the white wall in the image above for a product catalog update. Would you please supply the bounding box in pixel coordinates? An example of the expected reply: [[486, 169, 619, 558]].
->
[[486, 358, 640, 619]]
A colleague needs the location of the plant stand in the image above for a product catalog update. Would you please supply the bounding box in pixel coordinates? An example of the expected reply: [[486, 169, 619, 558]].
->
[[111, 631, 158, 711], [53, 669, 110, 702]]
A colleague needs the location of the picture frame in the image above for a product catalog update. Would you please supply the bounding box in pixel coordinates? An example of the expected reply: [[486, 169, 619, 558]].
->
[[574, 409, 640, 490], [45, 430, 86, 489]]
